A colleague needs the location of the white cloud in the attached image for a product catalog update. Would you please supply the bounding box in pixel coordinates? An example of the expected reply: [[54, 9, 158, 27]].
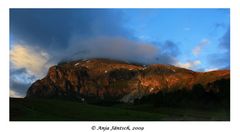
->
[[192, 39, 209, 56], [10, 44, 51, 78], [205, 68, 219, 72], [10, 44, 53, 97], [10, 89, 23, 98], [176, 60, 201, 69]]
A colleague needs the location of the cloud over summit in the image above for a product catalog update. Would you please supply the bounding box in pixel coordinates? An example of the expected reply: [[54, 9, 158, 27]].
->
[[61, 37, 178, 65]]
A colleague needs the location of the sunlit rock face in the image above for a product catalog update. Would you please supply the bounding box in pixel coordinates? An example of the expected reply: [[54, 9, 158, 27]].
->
[[26, 58, 230, 103]]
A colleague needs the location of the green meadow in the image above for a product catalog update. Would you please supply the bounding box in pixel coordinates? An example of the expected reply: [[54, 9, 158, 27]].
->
[[10, 98, 229, 121]]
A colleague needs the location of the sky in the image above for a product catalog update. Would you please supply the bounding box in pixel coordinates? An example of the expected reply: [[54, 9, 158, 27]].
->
[[9, 9, 230, 97]]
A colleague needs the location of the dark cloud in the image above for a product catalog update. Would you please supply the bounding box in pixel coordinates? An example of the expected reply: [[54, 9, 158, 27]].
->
[[10, 9, 130, 50], [10, 68, 37, 82], [10, 68, 36, 97], [58, 37, 178, 65], [161, 40, 180, 57], [10, 79, 31, 97], [10, 67, 27, 75]]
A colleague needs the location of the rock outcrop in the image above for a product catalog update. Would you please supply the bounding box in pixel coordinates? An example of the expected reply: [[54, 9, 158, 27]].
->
[[26, 58, 230, 103]]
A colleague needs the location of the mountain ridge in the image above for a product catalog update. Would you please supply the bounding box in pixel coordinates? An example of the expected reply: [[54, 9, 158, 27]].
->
[[26, 58, 230, 103]]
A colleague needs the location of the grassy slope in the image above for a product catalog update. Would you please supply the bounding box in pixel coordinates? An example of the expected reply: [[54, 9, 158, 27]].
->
[[10, 98, 229, 121]]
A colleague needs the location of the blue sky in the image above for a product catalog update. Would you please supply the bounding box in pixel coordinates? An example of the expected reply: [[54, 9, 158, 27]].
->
[[123, 9, 229, 70], [10, 9, 230, 97]]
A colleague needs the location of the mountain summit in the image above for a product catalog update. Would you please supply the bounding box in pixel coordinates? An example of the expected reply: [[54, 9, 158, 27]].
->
[[26, 58, 230, 103]]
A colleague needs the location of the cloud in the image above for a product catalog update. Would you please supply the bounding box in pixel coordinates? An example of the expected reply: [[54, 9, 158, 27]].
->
[[176, 60, 201, 69], [9, 43, 53, 97], [204, 68, 219, 72], [160, 40, 180, 57], [10, 78, 32, 98], [10, 67, 37, 98], [192, 39, 209, 56], [10, 80, 31, 98], [10, 9, 130, 50], [10, 90, 23, 98], [62, 37, 178, 65], [10, 68, 36, 84], [10, 44, 51, 78]]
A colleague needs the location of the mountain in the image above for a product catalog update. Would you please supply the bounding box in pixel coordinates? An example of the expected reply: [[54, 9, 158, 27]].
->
[[26, 58, 230, 103]]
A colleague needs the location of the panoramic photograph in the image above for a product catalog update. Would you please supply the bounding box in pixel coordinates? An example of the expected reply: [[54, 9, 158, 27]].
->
[[9, 9, 230, 121]]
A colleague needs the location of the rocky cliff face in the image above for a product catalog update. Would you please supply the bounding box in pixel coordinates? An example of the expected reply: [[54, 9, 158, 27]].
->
[[26, 58, 230, 103]]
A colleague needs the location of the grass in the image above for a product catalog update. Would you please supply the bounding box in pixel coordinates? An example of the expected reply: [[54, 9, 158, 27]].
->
[[10, 98, 229, 121]]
